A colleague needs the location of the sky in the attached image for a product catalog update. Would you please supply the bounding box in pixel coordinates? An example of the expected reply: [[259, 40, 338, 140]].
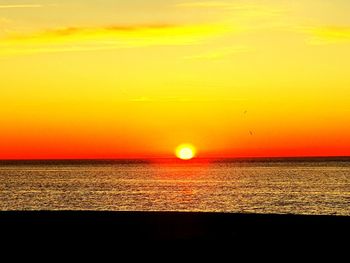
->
[[0, 0, 350, 159]]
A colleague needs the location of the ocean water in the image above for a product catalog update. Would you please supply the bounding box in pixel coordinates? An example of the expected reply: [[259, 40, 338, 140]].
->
[[0, 161, 349, 215]]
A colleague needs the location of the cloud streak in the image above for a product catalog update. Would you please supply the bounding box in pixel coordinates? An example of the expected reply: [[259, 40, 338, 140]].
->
[[184, 45, 253, 60], [176, 1, 242, 9], [311, 26, 350, 39], [129, 96, 246, 103], [0, 23, 227, 56], [0, 4, 42, 9], [176, 1, 286, 17], [300, 26, 350, 45]]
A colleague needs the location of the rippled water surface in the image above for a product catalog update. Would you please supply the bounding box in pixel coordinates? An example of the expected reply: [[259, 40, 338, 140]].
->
[[1, 161, 349, 215]]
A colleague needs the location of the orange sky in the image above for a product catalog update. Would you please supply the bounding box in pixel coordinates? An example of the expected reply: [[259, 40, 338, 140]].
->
[[0, 0, 350, 159]]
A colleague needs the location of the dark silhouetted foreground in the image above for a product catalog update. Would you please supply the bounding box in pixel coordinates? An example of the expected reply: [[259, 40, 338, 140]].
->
[[0, 211, 349, 242]]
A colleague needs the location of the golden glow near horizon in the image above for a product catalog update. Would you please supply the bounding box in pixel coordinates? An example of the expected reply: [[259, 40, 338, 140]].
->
[[176, 144, 196, 160], [0, 0, 350, 159]]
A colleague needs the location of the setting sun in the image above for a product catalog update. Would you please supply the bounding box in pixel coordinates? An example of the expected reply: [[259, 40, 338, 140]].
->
[[175, 144, 196, 160]]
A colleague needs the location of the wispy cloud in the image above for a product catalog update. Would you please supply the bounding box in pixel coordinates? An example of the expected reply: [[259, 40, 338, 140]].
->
[[311, 26, 350, 39], [299, 26, 350, 45], [176, 1, 285, 17], [0, 4, 43, 9], [176, 1, 242, 9], [129, 96, 245, 103], [185, 45, 253, 60], [0, 17, 11, 24], [0, 23, 227, 56]]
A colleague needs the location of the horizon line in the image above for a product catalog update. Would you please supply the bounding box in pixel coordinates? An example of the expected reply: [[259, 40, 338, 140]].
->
[[0, 156, 349, 162]]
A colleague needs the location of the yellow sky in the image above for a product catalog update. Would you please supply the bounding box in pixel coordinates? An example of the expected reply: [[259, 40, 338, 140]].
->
[[0, 0, 350, 158]]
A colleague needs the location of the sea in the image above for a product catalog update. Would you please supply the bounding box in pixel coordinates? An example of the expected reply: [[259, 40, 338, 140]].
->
[[0, 159, 349, 215]]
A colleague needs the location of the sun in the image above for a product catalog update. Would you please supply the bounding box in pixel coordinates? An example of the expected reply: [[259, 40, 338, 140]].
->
[[175, 144, 196, 160]]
